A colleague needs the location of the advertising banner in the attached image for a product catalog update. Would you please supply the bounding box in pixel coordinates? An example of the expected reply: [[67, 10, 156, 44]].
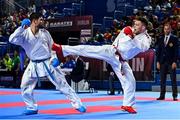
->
[[46, 15, 93, 32], [82, 49, 155, 81]]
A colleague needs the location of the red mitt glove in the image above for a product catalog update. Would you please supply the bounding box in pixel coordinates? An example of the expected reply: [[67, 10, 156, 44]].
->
[[123, 26, 133, 38]]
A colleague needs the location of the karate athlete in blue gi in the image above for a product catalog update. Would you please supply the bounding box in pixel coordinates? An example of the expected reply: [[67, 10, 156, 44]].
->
[[9, 13, 86, 115]]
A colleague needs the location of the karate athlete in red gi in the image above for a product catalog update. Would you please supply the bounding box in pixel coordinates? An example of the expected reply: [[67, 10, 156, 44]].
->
[[52, 17, 151, 114]]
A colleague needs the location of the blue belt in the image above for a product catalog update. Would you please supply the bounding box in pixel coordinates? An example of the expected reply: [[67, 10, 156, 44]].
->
[[43, 61, 55, 81], [31, 58, 50, 63], [32, 58, 56, 84]]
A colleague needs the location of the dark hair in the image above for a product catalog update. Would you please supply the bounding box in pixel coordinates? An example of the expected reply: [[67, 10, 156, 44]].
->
[[135, 16, 149, 27], [30, 13, 42, 22], [164, 22, 171, 27]]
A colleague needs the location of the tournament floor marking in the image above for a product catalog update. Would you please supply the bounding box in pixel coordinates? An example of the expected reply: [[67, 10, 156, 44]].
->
[[0, 96, 122, 108], [1, 95, 178, 108], [0, 89, 180, 119], [0, 90, 20, 95], [40, 105, 122, 115], [0, 90, 41, 95]]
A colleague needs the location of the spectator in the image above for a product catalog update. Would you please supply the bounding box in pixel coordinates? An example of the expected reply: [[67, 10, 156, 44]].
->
[[95, 30, 104, 43], [148, 22, 157, 48], [0, 57, 5, 69], [70, 55, 85, 83], [12, 50, 20, 72], [3, 53, 13, 71], [64, 55, 85, 86], [104, 30, 112, 44], [11, 50, 21, 87], [62, 56, 76, 69]]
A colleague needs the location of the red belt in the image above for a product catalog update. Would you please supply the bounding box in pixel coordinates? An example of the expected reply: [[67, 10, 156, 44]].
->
[[113, 45, 126, 62]]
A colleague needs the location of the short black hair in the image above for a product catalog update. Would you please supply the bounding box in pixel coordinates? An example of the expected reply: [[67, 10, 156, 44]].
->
[[164, 22, 171, 27], [29, 12, 42, 21], [135, 16, 149, 27]]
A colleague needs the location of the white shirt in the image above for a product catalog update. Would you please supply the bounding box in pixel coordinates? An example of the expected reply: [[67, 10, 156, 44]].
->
[[164, 34, 170, 46], [9, 27, 53, 60], [112, 29, 151, 60], [9, 27, 56, 77]]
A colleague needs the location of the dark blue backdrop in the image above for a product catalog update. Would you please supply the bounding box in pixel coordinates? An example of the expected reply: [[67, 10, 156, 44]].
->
[[40, 0, 149, 23], [84, 0, 149, 23]]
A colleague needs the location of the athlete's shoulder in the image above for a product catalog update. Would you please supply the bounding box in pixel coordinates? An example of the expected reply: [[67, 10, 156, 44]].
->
[[40, 28, 48, 32], [41, 28, 51, 35]]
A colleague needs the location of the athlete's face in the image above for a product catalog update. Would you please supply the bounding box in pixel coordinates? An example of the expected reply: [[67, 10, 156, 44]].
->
[[34, 17, 45, 28], [133, 20, 146, 35]]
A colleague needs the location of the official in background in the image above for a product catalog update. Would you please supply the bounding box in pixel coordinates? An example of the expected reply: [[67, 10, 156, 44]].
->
[[156, 23, 178, 101]]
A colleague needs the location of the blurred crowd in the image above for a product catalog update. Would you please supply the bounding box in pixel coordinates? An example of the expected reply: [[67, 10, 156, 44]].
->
[[90, 0, 180, 48]]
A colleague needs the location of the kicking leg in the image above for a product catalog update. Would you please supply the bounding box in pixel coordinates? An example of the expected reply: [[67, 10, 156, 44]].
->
[[52, 44, 116, 64]]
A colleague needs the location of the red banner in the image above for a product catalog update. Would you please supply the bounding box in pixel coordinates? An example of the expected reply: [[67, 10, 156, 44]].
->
[[128, 49, 155, 81], [82, 49, 155, 81]]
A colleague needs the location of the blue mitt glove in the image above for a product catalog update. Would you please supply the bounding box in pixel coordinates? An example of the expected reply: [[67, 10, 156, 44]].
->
[[51, 58, 60, 67], [21, 18, 31, 28]]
